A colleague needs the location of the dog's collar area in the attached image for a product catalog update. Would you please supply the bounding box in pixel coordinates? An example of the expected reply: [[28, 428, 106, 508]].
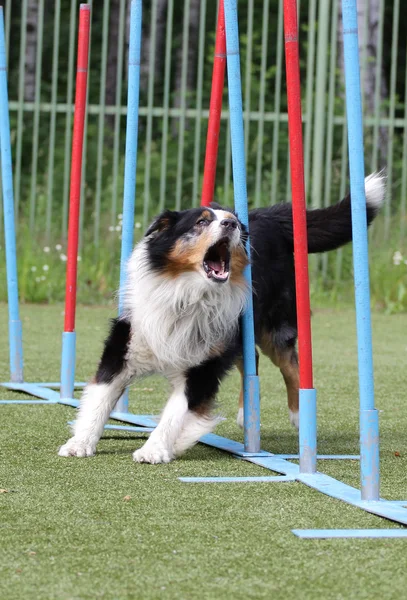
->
[[203, 239, 231, 283]]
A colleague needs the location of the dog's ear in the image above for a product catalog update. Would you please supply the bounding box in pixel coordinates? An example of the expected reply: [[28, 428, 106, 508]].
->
[[210, 201, 223, 210], [144, 210, 179, 237]]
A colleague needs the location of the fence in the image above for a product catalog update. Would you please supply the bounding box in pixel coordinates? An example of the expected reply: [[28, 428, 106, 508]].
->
[[0, 0, 406, 274]]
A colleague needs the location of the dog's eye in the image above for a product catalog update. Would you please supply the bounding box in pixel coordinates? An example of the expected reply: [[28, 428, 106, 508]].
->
[[196, 219, 209, 226]]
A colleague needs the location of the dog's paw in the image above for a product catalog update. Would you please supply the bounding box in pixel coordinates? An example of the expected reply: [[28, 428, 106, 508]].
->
[[58, 437, 95, 458], [133, 442, 173, 464], [289, 410, 299, 430], [236, 407, 244, 429]]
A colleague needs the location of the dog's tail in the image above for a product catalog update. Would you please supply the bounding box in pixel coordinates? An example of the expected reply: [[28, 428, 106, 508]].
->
[[271, 172, 386, 254]]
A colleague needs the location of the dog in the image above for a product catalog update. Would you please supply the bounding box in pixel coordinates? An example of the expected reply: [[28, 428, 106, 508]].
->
[[59, 173, 385, 463]]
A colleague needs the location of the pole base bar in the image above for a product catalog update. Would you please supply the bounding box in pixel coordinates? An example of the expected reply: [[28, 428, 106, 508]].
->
[[292, 529, 407, 539], [179, 475, 296, 483]]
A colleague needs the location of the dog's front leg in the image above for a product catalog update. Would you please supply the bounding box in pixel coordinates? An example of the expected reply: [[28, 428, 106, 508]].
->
[[133, 375, 188, 464], [58, 376, 130, 457], [59, 318, 133, 458]]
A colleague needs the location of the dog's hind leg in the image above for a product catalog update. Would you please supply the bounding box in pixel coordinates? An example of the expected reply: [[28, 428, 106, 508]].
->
[[59, 318, 133, 457], [259, 332, 300, 430], [235, 351, 259, 429]]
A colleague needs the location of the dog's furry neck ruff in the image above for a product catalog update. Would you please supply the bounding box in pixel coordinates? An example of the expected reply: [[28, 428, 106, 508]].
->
[[123, 241, 248, 371]]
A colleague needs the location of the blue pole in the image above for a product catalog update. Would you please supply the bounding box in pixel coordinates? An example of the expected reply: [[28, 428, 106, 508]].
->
[[224, 0, 260, 453], [341, 0, 379, 501], [60, 331, 76, 400], [115, 0, 142, 413], [0, 8, 24, 383]]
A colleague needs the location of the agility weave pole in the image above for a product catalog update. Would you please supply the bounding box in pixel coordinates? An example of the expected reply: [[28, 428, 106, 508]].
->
[[0, 5, 90, 405], [284, 0, 316, 475], [60, 3, 91, 402], [200, 0, 226, 209], [0, 6, 23, 386]]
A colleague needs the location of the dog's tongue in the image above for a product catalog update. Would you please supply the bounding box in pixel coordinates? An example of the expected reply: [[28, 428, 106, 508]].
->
[[207, 259, 224, 275]]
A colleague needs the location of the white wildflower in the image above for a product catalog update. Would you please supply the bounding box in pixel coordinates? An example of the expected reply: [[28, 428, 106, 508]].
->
[[135, 222, 141, 229], [118, 213, 123, 220], [60, 254, 67, 262], [43, 246, 50, 253], [35, 277, 41, 283], [55, 244, 62, 251], [41, 275, 46, 281], [42, 265, 49, 272], [108, 226, 114, 232], [31, 266, 37, 272], [77, 256, 82, 261], [393, 250, 403, 266], [115, 225, 121, 231]]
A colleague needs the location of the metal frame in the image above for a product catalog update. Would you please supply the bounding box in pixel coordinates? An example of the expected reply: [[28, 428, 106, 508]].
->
[[2, 0, 407, 539]]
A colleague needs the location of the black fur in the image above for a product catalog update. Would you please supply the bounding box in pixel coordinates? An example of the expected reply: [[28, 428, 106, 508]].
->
[[181, 192, 381, 414], [185, 345, 239, 413], [252, 193, 379, 254], [144, 208, 216, 273], [95, 318, 131, 384]]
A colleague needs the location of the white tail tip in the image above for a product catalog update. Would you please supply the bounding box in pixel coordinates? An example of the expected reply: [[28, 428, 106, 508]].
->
[[365, 171, 386, 210]]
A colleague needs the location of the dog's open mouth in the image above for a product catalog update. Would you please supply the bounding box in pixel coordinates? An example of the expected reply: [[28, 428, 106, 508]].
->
[[203, 239, 231, 283]]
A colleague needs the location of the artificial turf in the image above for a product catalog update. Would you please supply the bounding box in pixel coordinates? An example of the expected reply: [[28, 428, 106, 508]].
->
[[1, 304, 407, 599]]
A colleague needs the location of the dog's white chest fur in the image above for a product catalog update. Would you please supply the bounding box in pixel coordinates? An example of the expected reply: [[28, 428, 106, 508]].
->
[[122, 242, 247, 375]]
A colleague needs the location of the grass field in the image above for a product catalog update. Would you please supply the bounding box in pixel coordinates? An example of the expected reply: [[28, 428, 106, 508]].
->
[[1, 304, 407, 600]]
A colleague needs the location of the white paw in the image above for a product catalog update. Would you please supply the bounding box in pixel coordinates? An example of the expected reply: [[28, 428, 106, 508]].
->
[[58, 437, 95, 458], [236, 407, 244, 429], [133, 441, 173, 464], [289, 410, 299, 430]]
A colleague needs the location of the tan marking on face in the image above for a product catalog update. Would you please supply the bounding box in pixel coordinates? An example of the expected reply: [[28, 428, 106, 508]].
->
[[229, 246, 249, 284], [201, 209, 212, 220], [165, 229, 214, 277]]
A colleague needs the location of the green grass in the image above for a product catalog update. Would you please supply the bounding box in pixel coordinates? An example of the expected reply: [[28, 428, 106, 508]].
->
[[1, 304, 407, 599]]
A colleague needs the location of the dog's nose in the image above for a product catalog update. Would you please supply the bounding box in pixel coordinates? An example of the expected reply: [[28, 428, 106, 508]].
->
[[220, 218, 237, 230]]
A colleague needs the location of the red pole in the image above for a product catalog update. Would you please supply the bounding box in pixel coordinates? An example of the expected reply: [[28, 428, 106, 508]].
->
[[64, 4, 91, 333], [201, 0, 226, 207], [283, 0, 313, 389]]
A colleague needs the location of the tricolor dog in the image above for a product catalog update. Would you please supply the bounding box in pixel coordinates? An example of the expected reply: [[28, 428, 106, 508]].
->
[[59, 173, 385, 463]]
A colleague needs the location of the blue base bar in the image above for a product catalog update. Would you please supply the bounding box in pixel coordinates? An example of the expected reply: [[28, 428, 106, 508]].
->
[[67, 421, 154, 434], [0, 381, 85, 404], [179, 476, 295, 483], [114, 388, 129, 414], [280, 454, 359, 460], [292, 529, 407, 539], [0, 382, 60, 402]]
